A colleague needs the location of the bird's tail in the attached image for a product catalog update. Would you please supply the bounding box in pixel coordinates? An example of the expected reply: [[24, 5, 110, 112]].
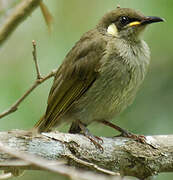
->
[[33, 114, 50, 133]]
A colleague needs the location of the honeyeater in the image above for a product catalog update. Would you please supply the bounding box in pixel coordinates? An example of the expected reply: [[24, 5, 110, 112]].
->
[[34, 7, 164, 146]]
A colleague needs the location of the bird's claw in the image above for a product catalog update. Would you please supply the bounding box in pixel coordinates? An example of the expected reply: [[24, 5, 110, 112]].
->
[[121, 131, 146, 143], [86, 135, 104, 152]]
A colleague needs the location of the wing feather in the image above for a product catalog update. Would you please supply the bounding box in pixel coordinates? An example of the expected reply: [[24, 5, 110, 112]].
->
[[35, 30, 106, 132]]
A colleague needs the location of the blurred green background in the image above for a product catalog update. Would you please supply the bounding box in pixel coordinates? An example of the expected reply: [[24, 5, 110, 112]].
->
[[0, 0, 173, 179]]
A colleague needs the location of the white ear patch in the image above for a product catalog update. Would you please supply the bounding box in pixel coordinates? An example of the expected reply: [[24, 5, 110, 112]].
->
[[107, 23, 118, 37]]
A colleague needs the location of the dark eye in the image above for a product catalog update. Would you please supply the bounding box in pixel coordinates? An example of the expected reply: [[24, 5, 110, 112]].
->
[[119, 16, 129, 25]]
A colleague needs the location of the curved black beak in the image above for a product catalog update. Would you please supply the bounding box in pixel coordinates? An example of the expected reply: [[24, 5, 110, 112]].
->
[[141, 16, 165, 25]]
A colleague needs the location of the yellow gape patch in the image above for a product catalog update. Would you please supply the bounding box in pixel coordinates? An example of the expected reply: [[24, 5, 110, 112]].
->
[[107, 23, 118, 36], [129, 21, 141, 27]]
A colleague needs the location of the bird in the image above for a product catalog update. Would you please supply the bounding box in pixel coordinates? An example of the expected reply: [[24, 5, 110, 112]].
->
[[34, 7, 164, 148]]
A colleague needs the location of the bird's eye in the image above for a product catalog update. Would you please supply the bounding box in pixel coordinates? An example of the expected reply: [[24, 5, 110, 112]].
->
[[119, 16, 129, 25]]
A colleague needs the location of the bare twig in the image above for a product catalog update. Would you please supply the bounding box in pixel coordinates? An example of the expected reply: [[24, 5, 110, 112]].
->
[[0, 41, 57, 119], [65, 153, 118, 176], [0, 0, 42, 46], [0, 70, 56, 119], [32, 40, 42, 79]]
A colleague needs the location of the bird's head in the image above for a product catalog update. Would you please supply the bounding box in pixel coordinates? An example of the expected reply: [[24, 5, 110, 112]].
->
[[97, 7, 164, 41]]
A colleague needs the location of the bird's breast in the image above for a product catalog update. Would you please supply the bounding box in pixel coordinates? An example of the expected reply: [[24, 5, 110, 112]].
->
[[66, 39, 150, 124]]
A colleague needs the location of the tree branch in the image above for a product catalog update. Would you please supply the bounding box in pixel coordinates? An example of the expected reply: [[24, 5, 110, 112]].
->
[[32, 40, 42, 79], [0, 0, 42, 46], [0, 40, 57, 119], [0, 140, 121, 180], [0, 130, 173, 179], [0, 70, 56, 119]]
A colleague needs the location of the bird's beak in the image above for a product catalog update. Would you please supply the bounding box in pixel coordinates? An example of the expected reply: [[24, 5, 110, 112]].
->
[[141, 16, 165, 25], [129, 16, 164, 27]]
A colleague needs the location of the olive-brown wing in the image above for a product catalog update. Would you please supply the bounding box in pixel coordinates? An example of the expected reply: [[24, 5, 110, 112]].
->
[[35, 33, 106, 132]]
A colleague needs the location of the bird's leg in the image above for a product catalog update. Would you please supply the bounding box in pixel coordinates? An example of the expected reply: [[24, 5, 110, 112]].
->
[[69, 121, 103, 151], [100, 120, 146, 143], [69, 121, 81, 133]]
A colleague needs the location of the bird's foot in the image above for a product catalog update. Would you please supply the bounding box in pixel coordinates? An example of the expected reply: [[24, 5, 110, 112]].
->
[[85, 134, 104, 152], [69, 121, 103, 152], [118, 130, 157, 149], [119, 130, 146, 144], [78, 122, 103, 152], [100, 120, 146, 144]]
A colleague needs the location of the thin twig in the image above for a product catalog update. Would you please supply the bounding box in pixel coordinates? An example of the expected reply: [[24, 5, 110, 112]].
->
[[0, 41, 57, 119], [0, 70, 56, 119], [65, 153, 119, 176], [32, 40, 42, 79]]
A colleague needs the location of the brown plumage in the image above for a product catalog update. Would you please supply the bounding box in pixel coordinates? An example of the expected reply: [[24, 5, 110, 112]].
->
[[34, 7, 164, 142]]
